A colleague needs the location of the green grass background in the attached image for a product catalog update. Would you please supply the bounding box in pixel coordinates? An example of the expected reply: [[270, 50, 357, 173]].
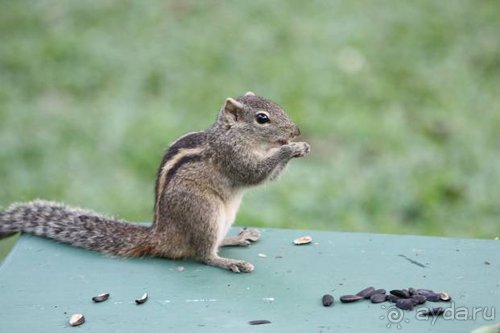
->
[[1, 0, 499, 258]]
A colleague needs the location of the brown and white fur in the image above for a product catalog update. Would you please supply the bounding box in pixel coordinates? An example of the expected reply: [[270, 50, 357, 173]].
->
[[0, 92, 310, 273]]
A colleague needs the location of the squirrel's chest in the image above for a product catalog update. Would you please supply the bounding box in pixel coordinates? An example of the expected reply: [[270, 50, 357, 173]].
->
[[216, 192, 243, 241]]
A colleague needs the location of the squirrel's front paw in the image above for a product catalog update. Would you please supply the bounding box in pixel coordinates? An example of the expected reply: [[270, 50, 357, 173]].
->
[[287, 142, 311, 158], [237, 228, 261, 242]]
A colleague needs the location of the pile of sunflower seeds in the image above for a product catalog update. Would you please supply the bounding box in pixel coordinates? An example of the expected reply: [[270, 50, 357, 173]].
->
[[323, 286, 451, 316]]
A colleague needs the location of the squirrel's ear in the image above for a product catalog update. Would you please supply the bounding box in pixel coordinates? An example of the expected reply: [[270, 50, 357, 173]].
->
[[244, 91, 255, 96], [221, 97, 244, 124]]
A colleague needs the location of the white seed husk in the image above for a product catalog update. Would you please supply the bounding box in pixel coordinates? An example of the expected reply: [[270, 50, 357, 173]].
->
[[293, 236, 312, 245], [135, 292, 148, 304], [439, 292, 451, 301], [69, 313, 85, 327]]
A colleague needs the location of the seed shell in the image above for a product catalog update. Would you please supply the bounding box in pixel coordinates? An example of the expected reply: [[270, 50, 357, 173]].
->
[[356, 286, 376, 299], [92, 293, 110, 303], [424, 293, 441, 302], [411, 294, 427, 305], [370, 293, 387, 304], [69, 313, 85, 327], [322, 294, 334, 307], [439, 292, 451, 302], [249, 320, 271, 325], [372, 289, 387, 295], [293, 236, 312, 245], [390, 289, 410, 298], [365, 288, 387, 299], [387, 294, 400, 303], [340, 295, 363, 303], [396, 299, 414, 311], [135, 292, 148, 305], [415, 289, 443, 301]]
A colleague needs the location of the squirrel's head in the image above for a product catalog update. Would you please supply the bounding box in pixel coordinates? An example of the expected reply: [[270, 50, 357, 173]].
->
[[216, 92, 301, 146]]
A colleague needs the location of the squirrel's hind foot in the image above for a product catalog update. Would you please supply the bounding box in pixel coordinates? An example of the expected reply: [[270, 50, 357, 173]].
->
[[204, 256, 254, 273]]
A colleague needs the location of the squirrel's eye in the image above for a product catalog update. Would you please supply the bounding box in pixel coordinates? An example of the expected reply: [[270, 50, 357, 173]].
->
[[255, 113, 270, 124]]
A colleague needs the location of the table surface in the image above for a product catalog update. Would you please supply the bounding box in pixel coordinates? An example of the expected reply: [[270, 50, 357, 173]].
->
[[0, 228, 498, 333]]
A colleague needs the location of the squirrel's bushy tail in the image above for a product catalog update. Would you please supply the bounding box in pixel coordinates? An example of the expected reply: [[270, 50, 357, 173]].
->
[[0, 200, 152, 257]]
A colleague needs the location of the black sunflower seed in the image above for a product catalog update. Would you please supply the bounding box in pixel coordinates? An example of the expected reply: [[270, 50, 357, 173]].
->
[[387, 294, 400, 303], [340, 295, 363, 303], [364, 288, 386, 299], [92, 293, 110, 303], [356, 287, 376, 299], [372, 289, 386, 295], [390, 289, 410, 298], [370, 293, 387, 303], [411, 294, 427, 305], [396, 298, 414, 311], [249, 320, 271, 325], [322, 294, 334, 307], [424, 293, 441, 302]]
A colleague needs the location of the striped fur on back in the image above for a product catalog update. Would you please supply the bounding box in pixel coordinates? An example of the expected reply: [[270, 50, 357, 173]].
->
[[154, 132, 207, 221]]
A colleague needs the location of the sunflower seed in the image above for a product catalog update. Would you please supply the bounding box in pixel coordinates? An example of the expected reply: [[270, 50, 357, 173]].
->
[[390, 289, 410, 298], [411, 294, 427, 305], [370, 293, 387, 303], [367, 288, 386, 298], [340, 295, 363, 303], [387, 294, 400, 303], [92, 293, 110, 303], [356, 286, 375, 299], [414, 289, 441, 301], [416, 290, 433, 297], [293, 236, 312, 245], [135, 292, 148, 304], [396, 299, 414, 311], [322, 294, 334, 307], [439, 292, 451, 301], [69, 313, 85, 327], [249, 320, 271, 325], [425, 293, 441, 302]]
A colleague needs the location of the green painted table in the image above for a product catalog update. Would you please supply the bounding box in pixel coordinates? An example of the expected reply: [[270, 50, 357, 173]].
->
[[0, 229, 498, 333]]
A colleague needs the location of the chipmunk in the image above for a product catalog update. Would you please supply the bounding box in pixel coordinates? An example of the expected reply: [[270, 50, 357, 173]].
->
[[0, 92, 310, 273]]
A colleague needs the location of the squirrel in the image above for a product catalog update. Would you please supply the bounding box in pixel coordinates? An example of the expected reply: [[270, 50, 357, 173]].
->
[[0, 92, 310, 273]]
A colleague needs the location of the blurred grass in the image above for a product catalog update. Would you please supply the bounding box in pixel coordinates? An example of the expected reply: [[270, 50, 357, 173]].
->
[[1, 0, 499, 258]]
